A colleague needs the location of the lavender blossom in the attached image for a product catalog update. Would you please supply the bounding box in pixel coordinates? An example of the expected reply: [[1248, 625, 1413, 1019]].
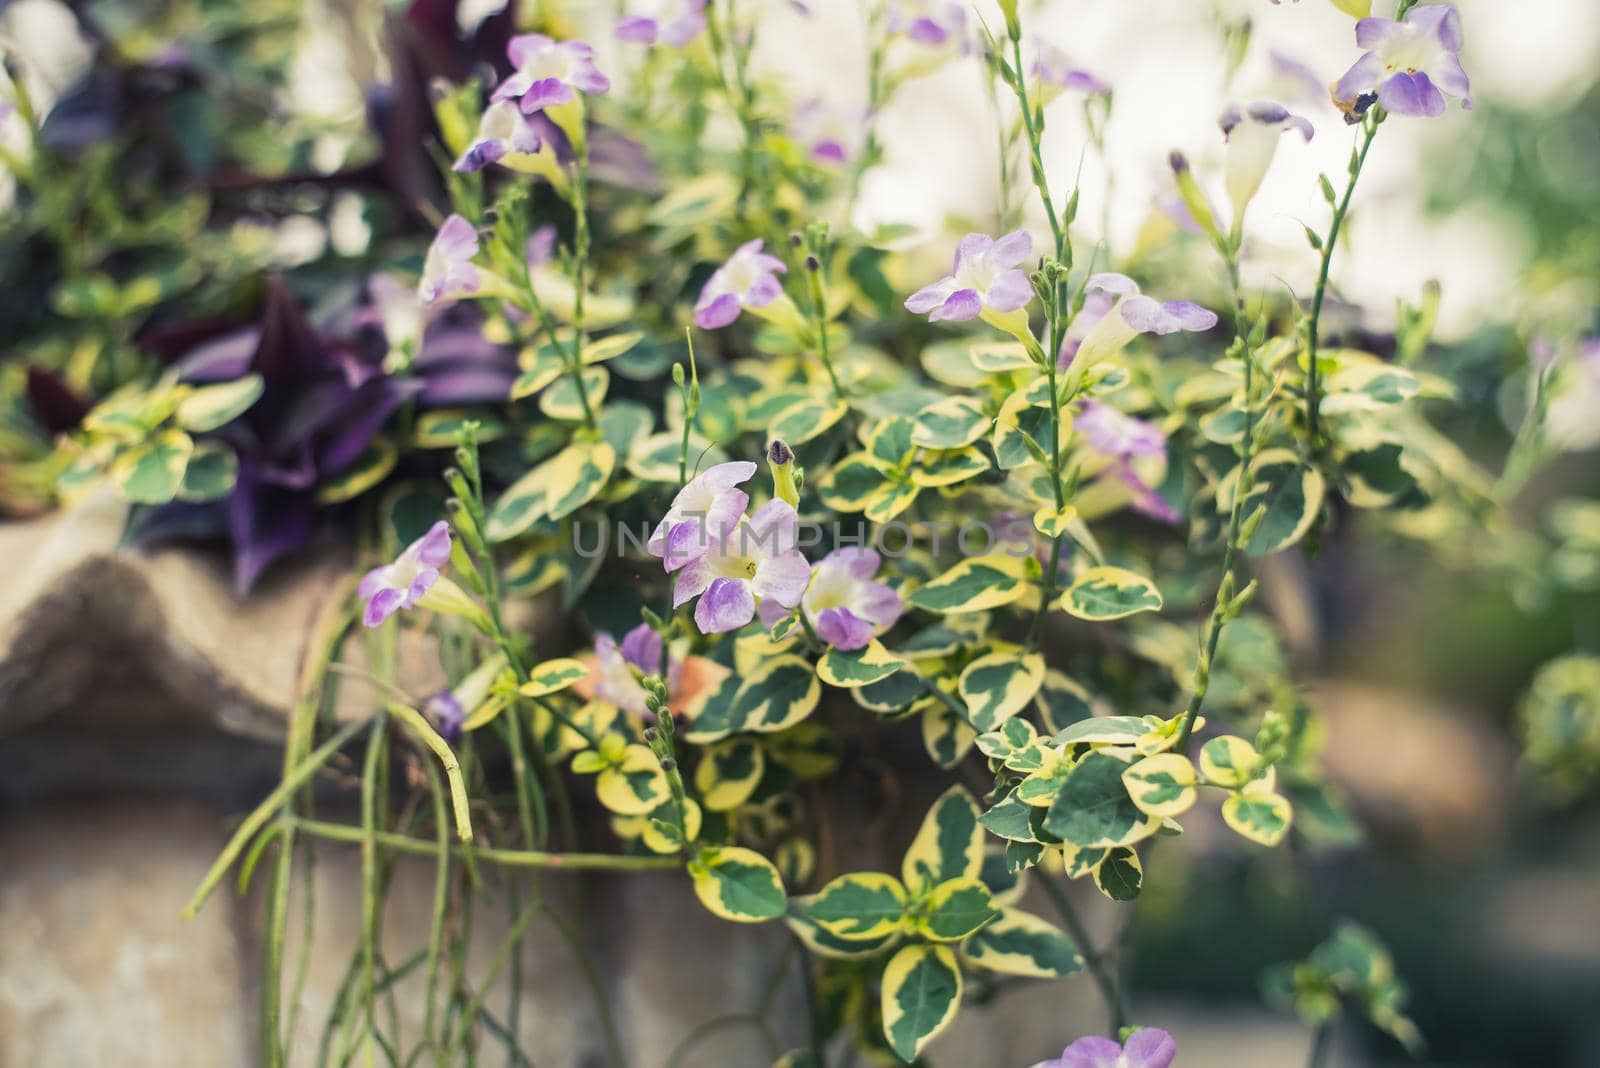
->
[[672, 500, 811, 635], [453, 100, 543, 173], [359, 520, 451, 627], [493, 34, 611, 115], [1035, 1028, 1176, 1068], [616, 0, 707, 47], [904, 230, 1035, 329], [418, 215, 482, 306], [1334, 4, 1470, 119], [694, 240, 788, 330], [1219, 101, 1313, 233]]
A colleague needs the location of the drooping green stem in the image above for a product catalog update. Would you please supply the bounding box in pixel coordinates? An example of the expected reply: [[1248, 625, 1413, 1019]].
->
[[359, 712, 389, 1065], [289, 819, 680, 871], [183, 715, 374, 919], [1038, 874, 1129, 1033], [1305, 116, 1379, 450]]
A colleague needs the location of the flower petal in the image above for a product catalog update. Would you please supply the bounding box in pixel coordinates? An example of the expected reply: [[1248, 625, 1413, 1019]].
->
[[930, 288, 982, 322], [695, 577, 755, 634], [815, 606, 874, 650]]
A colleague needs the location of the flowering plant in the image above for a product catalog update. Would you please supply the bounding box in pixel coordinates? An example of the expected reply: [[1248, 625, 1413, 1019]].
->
[[8, 0, 1599, 1065]]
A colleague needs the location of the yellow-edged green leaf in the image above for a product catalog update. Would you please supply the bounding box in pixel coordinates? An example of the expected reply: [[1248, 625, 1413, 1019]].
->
[[581, 330, 644, 365], [727, 654, 821, 733], [1198, 734, 1261, 789], [1121, 753, 1199, 818], [176, 440, 238, 503], [770, 394, 848, 445], [648, 171, 741, 228], [1238, 451, 1326, 557], [881, 944, 962, 1062], [626, 431, 729, 483], [110, 428, 193, 504], [1034, 669, 1094, 732], [816, 452, 886, 513], [921, 700, 978, 768], [910, 446, 990, 487], [993, 389, 1055, 469], [918, 877, 999, 942], [1092, 846, 1143, 901], [511, 346, 566, 399], [786, 895, 903, 960], [906, 554, 1031, 614], [694, 737, 766, 812], [413, 410, 508, 448], [315, 438, 397, 504], [595, 744, 670, 816], [689, 846, 787, 922], [520, 658, 589, 697], [864, 478, 920, 522], [958, 647, 1045, 732], [1043, 750, 1161, 849], [913, 395, 990, 449], [817, 640, 906, 688], [540, 367, 610, 422], [1222, 786, 1293, 846], [808, 872, 909, 940], [961, 907, 1083, 978], [174, 374, 264, 432], [901, 785, 984, 891], [969, 340, 1036, 374], [1061, 566, 1163, 621], [866, 416, 917, 470]]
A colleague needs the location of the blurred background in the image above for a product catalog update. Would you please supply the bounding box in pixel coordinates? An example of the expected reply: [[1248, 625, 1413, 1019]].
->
[[2, 0, 1599, 1065]]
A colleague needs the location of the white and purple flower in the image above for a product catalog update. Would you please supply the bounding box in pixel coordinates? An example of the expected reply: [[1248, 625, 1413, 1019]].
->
[[904, 230, 1035, 329], [423, 692, 467, 744], [760, 547, 903, 649], [1033, 41, 1110, 100], [1033, 1028, 1176, 1068], [1219, 101, 1313, 234], [1060, 273, 1217, 384], [1077, 400, 1179, 524], [649, 460, 758, 568], [694, 239, 788, 330], [616, 0, 707, 48], [589, 624, 676, 718], [792, 100, 868, 167], [453, 100, 543, 173], [418, 215, 482, 306], [1334, 4, 1470, 119], [671, 499, 812, 635], [492, 34, 611, 115], [886, 0, 966, 49], [359, 520, 452, 628]]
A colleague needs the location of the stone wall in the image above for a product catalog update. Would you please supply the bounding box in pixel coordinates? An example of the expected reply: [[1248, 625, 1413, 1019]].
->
[[4, 496, 1528, 1066]]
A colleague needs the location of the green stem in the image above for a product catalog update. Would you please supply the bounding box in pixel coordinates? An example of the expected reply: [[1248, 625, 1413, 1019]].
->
[[1306, 117, 1379, 450], [1038, 874, 1129, 1033], [1306, 1021, 1333, 1068], [289, 819, 680, 871], [360, 713, 389, 1065], [1175, 252, 1255, 756], [183, 716, 373, 919]]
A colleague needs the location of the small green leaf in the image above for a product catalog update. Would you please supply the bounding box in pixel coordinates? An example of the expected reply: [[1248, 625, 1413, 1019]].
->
[[901, 785, 985, 891], [690, 846, 787, 922], [1092, 847, 1143, 901], [961, 907, 1083, 978], [958, 647, 1045, 732], [174, 375, 264, 432], [1061, 566, 1163, 621], [817, 641, 906, 688], [808, 872, 909, 940], [917, 877, 999, 942], [881, 944, 963, 1062]]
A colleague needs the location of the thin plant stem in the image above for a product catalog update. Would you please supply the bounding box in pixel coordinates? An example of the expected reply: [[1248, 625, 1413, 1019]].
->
[[1038, 873, 1129, 1033], [1305, 116, 1379, 450], [289, 819, 680, 871], [183, 715, 374, 919]]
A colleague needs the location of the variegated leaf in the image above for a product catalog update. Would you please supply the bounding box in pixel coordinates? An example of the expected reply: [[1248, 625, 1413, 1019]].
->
[[961, 907, 1083, 978], [881, 944, 962, 1062], [689, 846, 787, 922], [901, 785, 985, 891], [1061, 566, 1163, 621], [906, 554, 1031, 614], [958, 647, 1045, 732]]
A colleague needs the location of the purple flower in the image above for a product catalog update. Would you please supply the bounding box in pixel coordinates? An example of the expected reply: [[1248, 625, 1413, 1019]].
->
[[424, 692, 466, 745], [1268, 51, 1330, 109], [1219, 101, 1313, 233], [589, 624, 678, 717], [453, 100, 543, 173], [694, 240, 788, 330], [616, 0, 707, 47], [760, 547, 903, 649], [359, 520, 451, 627], [1033, 41, 1110, 98], [886, 0, 966, 49], [905, 230, 1035, 327], [1334, 5, 1470, 119], [492, 34, 611, 115], [1077, 402, 1179, 526], [792, 100, 867, 167], [419, 215, 482, 306], [1037, 1029, 1176, 1068], [1077, 401, 1166, 461], [1062, 273, 1217, 382], [649, 460, 759, 568], [672, 500, 811, 635]]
